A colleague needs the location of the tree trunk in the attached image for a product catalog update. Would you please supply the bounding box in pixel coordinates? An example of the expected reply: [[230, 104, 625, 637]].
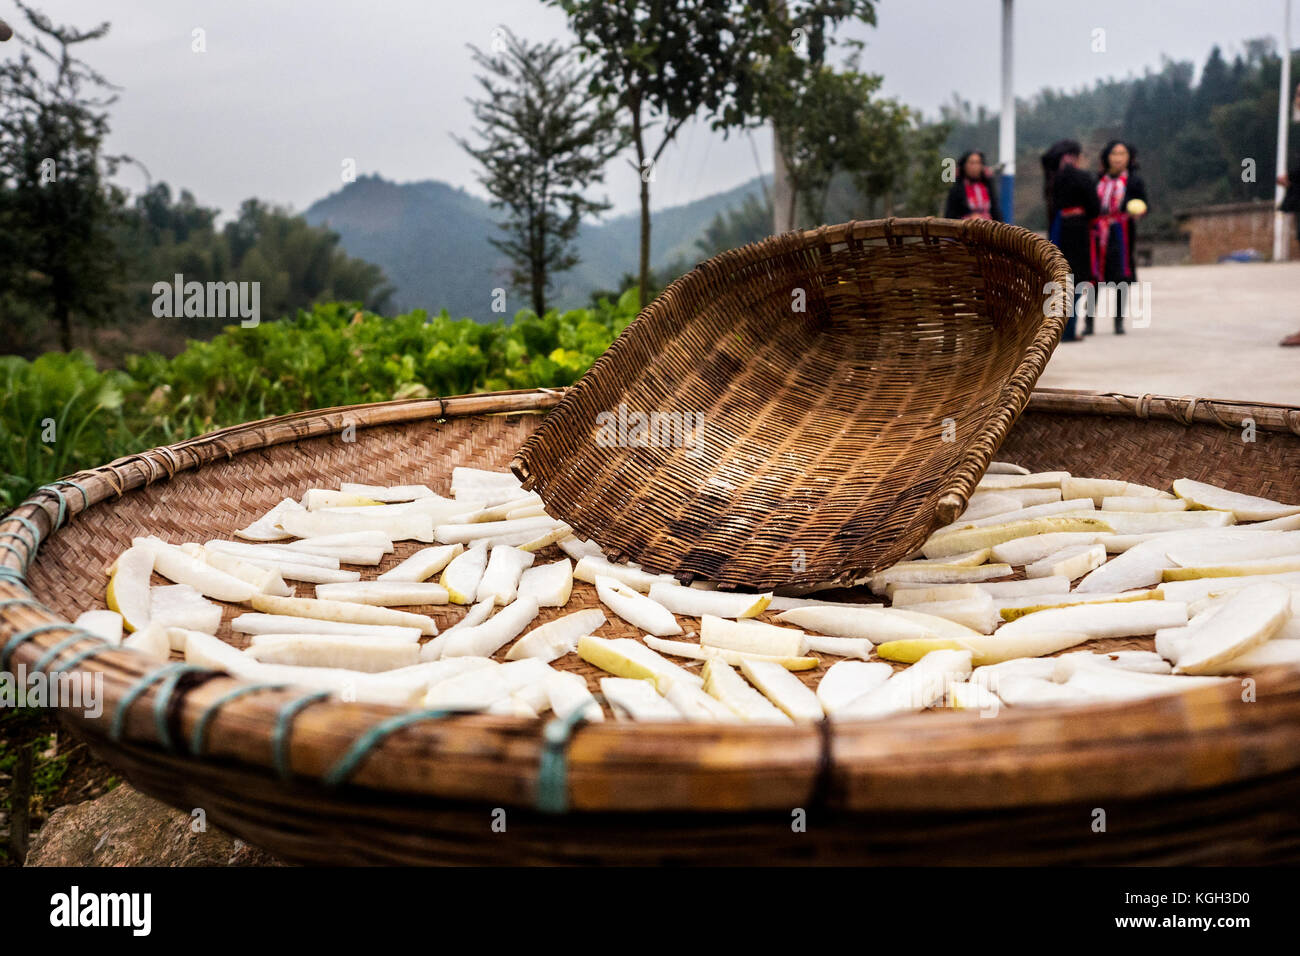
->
[[772, 127, 795, 233], [56, 304, 73, 352], [532, 267, 546, 317], [9, 743, 33, 864], [638, 174, 651, 308]]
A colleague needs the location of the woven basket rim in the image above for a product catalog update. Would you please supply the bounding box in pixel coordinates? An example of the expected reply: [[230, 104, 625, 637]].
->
[[3, 386, 1300, 815]]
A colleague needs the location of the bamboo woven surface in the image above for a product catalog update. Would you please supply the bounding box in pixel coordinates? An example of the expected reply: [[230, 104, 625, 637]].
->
[[4, 388, 1300, 865], [512, 218, 1071, 588]]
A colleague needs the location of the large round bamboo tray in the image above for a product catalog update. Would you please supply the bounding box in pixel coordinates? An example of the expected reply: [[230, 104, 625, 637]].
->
[[3, 387, 1300, 866], [514, 218, 1071, 588]]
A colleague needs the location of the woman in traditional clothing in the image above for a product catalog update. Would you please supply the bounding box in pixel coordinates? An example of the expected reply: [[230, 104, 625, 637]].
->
[[1090, 140, 1148, 335], [1042, 139, 1098, 343], [944, 150, 1002, 222]]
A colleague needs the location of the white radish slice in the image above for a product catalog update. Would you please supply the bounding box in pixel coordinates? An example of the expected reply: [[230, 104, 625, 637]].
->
[[517, 558, 574, 607], [889, 578, 1070, 606], [970, 657, 1061, 689], [423, 658, 548, 710], [1063, 667, 1229, 701], [301, 489, 383, 510], [546, 670, 603, 721], [235, 556, 362, 584], [235, 498, 304, 541], [1051, 651, 1173, 679], [778, 605, 980, 644], [487, 694, 538, 718], [231, 613, 421, 642], [1167, 532, 1300, 567], [975, 577, 1072, 598], [643, 636, 819, 669], [1101, 496, 1188, 512], [991, 533, 1110, 566], [122, 622, 171, 660], [992, 675, 1093, 707], [339, 482, 435, 502], [885, 596, 999, 634], [767, 595, 888, 611], [600, 677, 682, 721], [874, 631, 1090, 666], [558, 536, 605, 563], [986, 461, 1030, 475], [800, 635, 873, 659], [944, 497, 1095, 531], [701, 615, 804, 657], [889, 584, 981, 606], [868, 562, 1012, 592], [1173, 582, 1291, 674], [701, 659, 792, 724], [1158, 571, 1300, 604], [1248, 513, 1300, 531], [272, 545, 386, 566], [451, 466, 521, 491], [574, 554, 673, 593], [441, 542, 489, 604], [837, 649, 973, 719], [1194, 640, 1300, 674], [1173, 477, 1300, 521], [376, 544, 463, 582], [902, 548, 993, 567], [976, 471, 1069, 490], [664, 682, 742, 723], [314, 581, 450, 606], [505, 609, 606, 662], [150, 585, 223, 639], [595, 575, 681, 636], [739, 658, 823, 722], [246, 635, 420, 672], [921, 517, 1114, 559], [476, 545, 535, 605], [134, 537, 259, 603], [816, 661, 893, 714], [577, 635, 702, 692], [1061, 477, 1171, 504], [434, 515, 556, 545], [276, 530, 395, 553], [648, 581, 770, 618], [280, 510, 432, 542], [945, 681, 1002, 711], [954, 493, 1022, 522], [75, 609, 124, 644], [200, 548, 293, 596], [440, 597, 541, 658], [1025, 543, 1107, 580], [419, 598, 495, 661], [204, 540, 340, 569], [974, 488, 1063, 508], [106, 545, 155, 635], [249, 594, 438, 634], [1074, 528, 1261, 594], [994, 600, 1188, 640]]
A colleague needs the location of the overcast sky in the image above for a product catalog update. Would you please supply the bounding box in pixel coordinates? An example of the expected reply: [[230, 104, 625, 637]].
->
[[3, 1, 1294, 218]]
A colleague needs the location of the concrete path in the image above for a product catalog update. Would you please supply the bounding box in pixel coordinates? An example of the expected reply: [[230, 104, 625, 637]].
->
[[1036, 261, 1300, 406]]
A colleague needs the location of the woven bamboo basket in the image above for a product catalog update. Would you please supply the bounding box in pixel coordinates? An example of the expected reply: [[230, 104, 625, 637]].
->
[[3, 387, 1300, 865], [513, 218, 1070, 588]]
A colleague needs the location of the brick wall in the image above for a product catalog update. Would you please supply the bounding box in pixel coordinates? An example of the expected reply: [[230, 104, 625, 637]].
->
[[1179, 203, 1300, 263]]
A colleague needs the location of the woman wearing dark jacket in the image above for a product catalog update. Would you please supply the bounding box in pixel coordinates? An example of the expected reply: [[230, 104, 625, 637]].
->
[[1042, 139, 1099, 342], [1090, 140, 1148, 334], [944, 150, 1003, 221]]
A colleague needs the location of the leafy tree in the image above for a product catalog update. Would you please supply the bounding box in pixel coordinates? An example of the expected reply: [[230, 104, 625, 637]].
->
[[696, 193, 774, 258], [457, 28, 622, 316], [0, 2, 127, 352]]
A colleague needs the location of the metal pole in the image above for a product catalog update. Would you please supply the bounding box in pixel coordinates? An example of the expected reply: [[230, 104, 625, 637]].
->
[[1274, 0, 1292, 261], [999, 0, 1016, 223]]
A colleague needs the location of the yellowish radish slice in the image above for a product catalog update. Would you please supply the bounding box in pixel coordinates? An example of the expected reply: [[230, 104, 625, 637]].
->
[[476, 545, 534, 605], [837, 649, 973, 719], [504, 501, 547, 520], [647, 581, 770, 618], [976, 471, 1068, 490], [440, 597, 540, 658], [280, 509, 433, 542], [642, 636, 819, 670], [75, 609, 123, 644], [701, 615, 804, 657], [515, 522, 573, 552], [816, 661, 893, 714], [600, 677, 682, 721], [574, 554, 672, 593], [921, 517, 1114, 559], [441, 542, 489, 604], [105, 545, 154, 632], [1025, 543, 1106, 580], [505, 609, 605, 662], [701, 659, 792, 724], [998, 588, 1160, 622], [903, 548, 992, 567], [314, 581, 449, 606], [990, 532, 1109, 566], [517, 558, 573, 607], [150, 584, 222, 637], [122, 622, 170, 659], [1172, 582, 1290, 674], [376, 545, 463, 582], [339, 482, 434, 502], [1061, 477, 1170, 505], [231, 613, 420, 642], [419, 598, 495, 660], [1057, 509, 1234, 534], [577, 635, 701, 692], [946, 498, 1096, 532], [546, 670, 603, 722], [1173, 477, 1300, 521], [246, 635, 420, 672], [945, 681, 1001, 711], [200, 548, 292, 596], [249, 594, 438, 634], [1162, 554, 1300, 580], [739, 658, 823, 722], [875, 631, 1090, 666], [1101, 496, 1187, 512], [301, 489, 383, 510], [995, 600, 1187, 639], [595, 575, 681, 636], [135, 536, 259, 603], [664, 681, 742, 722], [235, 498, 303, 542]]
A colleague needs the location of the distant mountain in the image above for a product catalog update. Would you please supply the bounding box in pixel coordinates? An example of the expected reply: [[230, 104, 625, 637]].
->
[[303, 174, 768, 318]]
